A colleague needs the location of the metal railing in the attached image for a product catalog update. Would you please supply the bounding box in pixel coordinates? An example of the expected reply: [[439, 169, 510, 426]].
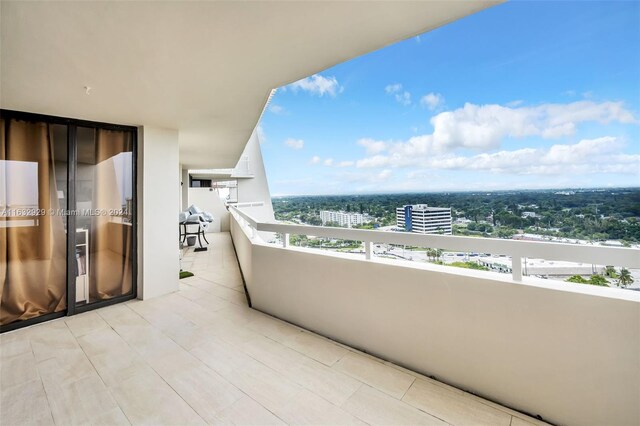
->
[[228, 204, 640, 282]]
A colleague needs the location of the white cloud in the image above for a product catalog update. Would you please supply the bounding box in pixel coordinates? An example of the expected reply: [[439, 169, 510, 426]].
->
[[284, 138, 304, 150], [268, 104, 286, 114], [289, 74, 342, 97], [310, 155, 321, 164], [395, 91, 411, 106], [420, 92, 444, 110], [357, 138, 387, 155], [336, 161, 354, 167], [385, 83, 411, 106], [360, 100, 636, 160], [385, 83, 402, 94], [323, 158, 334, 166], [356, 136, 640, 177], [378, 169, 392, 180]]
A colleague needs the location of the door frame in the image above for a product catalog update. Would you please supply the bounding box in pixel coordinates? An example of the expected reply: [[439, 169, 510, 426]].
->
[[0, 109, 138, 333]]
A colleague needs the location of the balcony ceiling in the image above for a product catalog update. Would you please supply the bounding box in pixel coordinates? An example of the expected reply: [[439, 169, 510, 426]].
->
[[1, 1, 500, 169]]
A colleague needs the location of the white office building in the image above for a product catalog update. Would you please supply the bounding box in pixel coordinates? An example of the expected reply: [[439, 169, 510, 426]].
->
[[396, 204, 452, 235], [320, 210, 368, 228]]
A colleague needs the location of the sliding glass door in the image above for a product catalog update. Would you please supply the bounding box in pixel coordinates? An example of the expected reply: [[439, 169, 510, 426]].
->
[[0, 111, 136, 331]]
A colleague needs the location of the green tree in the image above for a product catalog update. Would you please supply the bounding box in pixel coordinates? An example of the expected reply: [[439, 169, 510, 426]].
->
[[435, 249, 443, 262], [617, 268, 634, 288], [426, 248, 436, 262], [604, 265, 617, 278], [588, 275, 609, 286], [566, 275, 589, 284]]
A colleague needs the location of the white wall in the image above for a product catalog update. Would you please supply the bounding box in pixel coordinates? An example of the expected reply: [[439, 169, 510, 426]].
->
[[230, 214, 640, 426], [180, 166, 189, 211], [237, 130, 275, 223], [138, 126, 180, 300], [188, 188, 230, 232]]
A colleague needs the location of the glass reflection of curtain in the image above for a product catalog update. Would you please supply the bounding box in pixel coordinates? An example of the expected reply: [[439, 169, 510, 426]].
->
[[0, 119, 66, 325], [90, 129, 132, 300]]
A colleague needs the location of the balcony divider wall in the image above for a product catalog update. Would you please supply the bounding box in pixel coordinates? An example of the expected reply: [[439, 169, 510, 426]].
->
[[0, 110, 137, 332]]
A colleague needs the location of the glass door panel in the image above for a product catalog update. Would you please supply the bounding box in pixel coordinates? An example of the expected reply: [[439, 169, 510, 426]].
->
[[75, 127, 133, 306], [0, 119, 68, 326]]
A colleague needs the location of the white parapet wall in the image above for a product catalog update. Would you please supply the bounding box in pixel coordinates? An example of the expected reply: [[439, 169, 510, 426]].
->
[[230, 213, 640, 426]]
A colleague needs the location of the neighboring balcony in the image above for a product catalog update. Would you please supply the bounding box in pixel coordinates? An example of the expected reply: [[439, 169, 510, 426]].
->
[[229, 204, 640, 426]]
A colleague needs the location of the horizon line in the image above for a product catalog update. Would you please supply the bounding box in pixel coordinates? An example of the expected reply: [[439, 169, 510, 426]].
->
[[270, 185, 640, 198]]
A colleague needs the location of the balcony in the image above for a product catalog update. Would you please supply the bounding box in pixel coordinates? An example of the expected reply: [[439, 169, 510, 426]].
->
[[2, 232, 551, 426], [229, 204, 640, 426]]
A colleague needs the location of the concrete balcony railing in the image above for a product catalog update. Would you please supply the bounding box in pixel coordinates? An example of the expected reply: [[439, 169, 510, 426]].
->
[[228, 203, 640, 426]]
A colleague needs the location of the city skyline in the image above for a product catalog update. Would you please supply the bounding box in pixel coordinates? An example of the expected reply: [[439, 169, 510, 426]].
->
[[259, 0, 640, 196]]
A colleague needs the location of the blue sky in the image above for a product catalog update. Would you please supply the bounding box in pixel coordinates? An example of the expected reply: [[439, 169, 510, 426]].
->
[[258, 1, 640, 196]]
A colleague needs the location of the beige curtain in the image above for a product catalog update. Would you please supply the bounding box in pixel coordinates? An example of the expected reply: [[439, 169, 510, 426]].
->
[[1, 119, 67, 325], [90, 129, 133, 300]]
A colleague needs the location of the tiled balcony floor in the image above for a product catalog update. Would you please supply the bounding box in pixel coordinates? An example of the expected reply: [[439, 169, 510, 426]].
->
[[1, 233, 548, 426]]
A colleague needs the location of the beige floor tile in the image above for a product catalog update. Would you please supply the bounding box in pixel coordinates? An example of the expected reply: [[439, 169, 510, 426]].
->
[[205, 316, 263, 347], [0, 379, 55, 426], [190, 336, 256, 377], [30, 323, 83, 363], [65, 311, 109, 337], [210, 304, 263, 327], [114, 324, 185, 363], [89, 347, 155, 389], [110, 370, 205, 425], [1, 352, 40, 388], [191, 279, 247, 303], [44, 373, 121, 425], [283, 330, 348, 366], [246, 314, 303, 342], [402, 378, 512, 426], [0, 334, 32, 360], [214, 395, 285, 425], [97, 303, 146, 329], [170, 324, 220, 351], [151, 356, 244, 423], [342, 385, 447, 425], [242, 335, 305, 371], [277, 389, 365, 425], [288, 357, 364, 406], [37, 350, 96, 388], [77, 327, 133, 358], [188, 291, 234, 312], [78, 329, 153, 389], [333, 352, 415, 399], [218, 356, 305, 414], [242, 335, 362, 405], [79, 407, 131, 426]]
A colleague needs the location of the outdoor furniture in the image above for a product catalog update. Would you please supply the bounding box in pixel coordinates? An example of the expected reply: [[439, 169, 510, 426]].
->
[[179, 205, 215, 248]]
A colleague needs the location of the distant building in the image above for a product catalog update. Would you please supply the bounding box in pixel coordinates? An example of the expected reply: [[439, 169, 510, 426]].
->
[[320, 210, 369, 228], [522, 211, 538, 219], [396, 204, 452, 235]]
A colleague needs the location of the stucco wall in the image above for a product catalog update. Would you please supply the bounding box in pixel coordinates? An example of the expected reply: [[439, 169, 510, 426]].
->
[[138, 126, 180, 300], [237, 130, 275, 223], [230, 215, 640, 426], [188, 188, 230, 232]]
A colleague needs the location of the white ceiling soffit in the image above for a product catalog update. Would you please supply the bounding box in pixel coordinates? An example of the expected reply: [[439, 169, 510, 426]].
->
[[1, 1, 501, 169]]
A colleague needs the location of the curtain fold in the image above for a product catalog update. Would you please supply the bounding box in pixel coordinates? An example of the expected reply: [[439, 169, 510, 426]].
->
[[1, 118, 67, 325]]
